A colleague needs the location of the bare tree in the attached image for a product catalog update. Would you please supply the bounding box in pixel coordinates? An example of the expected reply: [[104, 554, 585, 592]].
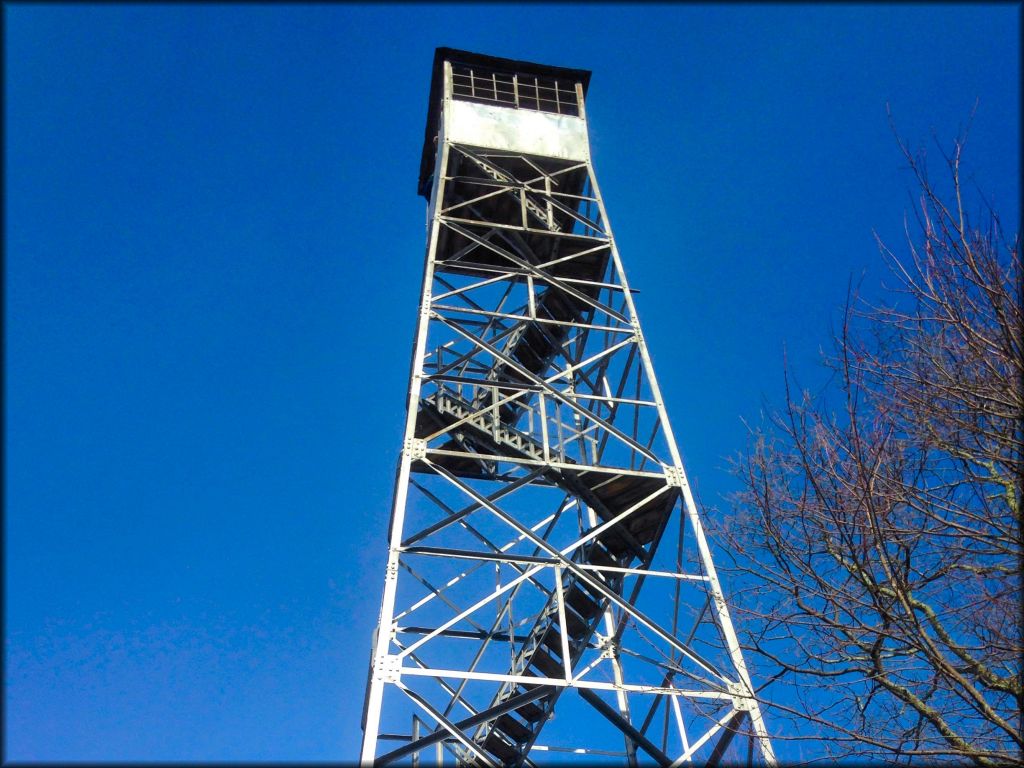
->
[[714, 122, 1022, 764]]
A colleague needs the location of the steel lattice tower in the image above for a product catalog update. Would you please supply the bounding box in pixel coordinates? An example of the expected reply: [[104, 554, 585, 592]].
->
[[360, 49, 775, 766]]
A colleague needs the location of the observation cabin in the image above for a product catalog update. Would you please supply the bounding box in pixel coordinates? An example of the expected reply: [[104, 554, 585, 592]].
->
[[418, 48, 592, 200], [415, 49, 607, 322]]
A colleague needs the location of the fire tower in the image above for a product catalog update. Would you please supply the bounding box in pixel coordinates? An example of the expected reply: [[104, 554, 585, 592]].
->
[[360, 48, 775, 766]]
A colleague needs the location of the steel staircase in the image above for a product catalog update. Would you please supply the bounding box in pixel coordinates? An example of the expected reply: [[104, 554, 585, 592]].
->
[[413, 133, 676, 766]]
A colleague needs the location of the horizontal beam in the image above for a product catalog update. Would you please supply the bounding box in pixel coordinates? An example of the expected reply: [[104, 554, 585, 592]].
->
[[399, 665, 733, 698], [401, 545, 558, 565], [421, 448, 662, 478], [431, 304, 633, 335], [396, 626, 536, 644]]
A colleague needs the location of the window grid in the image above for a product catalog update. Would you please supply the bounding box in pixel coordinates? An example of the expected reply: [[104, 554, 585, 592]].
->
[[451, 65, 580, 117]]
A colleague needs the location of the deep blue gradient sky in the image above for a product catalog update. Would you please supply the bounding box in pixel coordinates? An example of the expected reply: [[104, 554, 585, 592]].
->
[[5, 4, 1020, 762]]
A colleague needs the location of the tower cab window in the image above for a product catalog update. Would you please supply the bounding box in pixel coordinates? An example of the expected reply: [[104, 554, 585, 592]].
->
[[450, 65, 579, 117]]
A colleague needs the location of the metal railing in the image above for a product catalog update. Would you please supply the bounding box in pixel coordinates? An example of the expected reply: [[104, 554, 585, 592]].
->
[[451, 65, 580, 117]]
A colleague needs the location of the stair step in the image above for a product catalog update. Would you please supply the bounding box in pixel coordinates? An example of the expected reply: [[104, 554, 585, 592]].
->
[[483, 732, 519, 763], [575, 567, 607, 601], [512, 343, 545, 373], [587, 541, 618, 569], [559, 605, 590, 639], [529, 647, 563, 678], [519, 669, 541, 689], [565, 584, 602, 620], [495, 713, 532, 744], [539, 626, 566, 656], [514, 695, 547, 724]]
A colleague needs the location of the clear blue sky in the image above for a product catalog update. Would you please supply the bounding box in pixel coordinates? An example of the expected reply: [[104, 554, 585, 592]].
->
[[4, 3, 1019, 762]]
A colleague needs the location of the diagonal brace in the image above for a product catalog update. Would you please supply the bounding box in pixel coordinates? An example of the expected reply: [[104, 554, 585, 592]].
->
[[577, 687, 673, 767]]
